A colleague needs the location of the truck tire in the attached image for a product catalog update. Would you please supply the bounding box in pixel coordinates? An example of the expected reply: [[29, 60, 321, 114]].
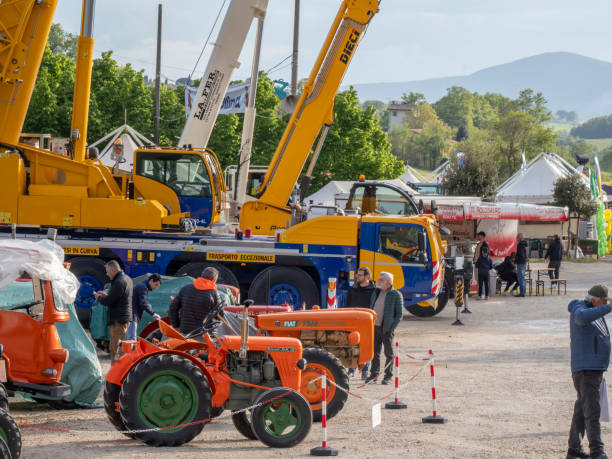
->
[[0, 408, 21, 459], [119, 353, 211, 447], [175, 262, 239, 287], [301, 348, 348, 422], [0, 384, 8, 411], [405, 280, 449, 317], [231, 411, 256, 439], [103, 381, 134, 438], [69, 257, 108, 328], [248, 267, 319, 308], [251, 388, 312, 448]]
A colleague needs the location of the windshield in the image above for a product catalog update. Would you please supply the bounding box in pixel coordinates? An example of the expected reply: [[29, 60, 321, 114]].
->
[[347, 185, 418, 215], [137, 153, 213, 198], [379, 225, 429, 263]]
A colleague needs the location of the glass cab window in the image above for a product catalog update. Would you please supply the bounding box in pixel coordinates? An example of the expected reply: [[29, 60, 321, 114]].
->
[[136, 153, 212, 198], [346, 185, 418, 216], [379, 225, 428, 263]]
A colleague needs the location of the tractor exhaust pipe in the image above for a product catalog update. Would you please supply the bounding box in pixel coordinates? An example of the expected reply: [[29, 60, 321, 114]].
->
[[239, 305, 249, 358]]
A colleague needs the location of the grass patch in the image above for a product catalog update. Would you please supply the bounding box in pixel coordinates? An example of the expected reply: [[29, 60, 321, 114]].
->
[[584, 138, 612, 151]]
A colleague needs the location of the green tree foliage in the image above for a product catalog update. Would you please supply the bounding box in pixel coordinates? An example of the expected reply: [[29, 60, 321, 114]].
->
[[442, 149, 499, 198], [309, 87, 403, 191], [553, 174, 597, 249], [401, 92, 426, 105], [47, 23, 77, 59], [515, 89, 551, 123], [570, 115, 612, 139], [433, 86, 474, 132], [362, 100, 388, 130]]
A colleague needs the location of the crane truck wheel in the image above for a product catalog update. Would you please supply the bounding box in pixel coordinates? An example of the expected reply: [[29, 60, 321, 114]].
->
[[405, 280, 449, 317], [103, 382, 134, 438], [118, 353, 212, 447], [231, 410, 257, 439], [68, 257, 108, 329], [175, 262, 239, 287], [0, 408, 21, 459], [301, 348, 349, 422], [248, 267, 319, 308], [251, 388, 312, 448]]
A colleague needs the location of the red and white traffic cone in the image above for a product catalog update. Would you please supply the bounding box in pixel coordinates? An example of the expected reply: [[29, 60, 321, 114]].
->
[[310, 370, 338, 456], [422, 349, 445, 423], [326, 278, 337, 309], [385, 341, 407, 409]]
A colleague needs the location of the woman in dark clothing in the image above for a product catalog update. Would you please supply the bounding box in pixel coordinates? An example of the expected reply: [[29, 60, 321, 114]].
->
[[475, 246, 493, 299], [496, 252, 519, 295]]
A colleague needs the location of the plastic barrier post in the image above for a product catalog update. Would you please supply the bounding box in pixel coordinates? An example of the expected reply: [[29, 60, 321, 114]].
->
[[311, 370, 338, 456], [452, 277, 464, 326], [385, 341, 407, 409], [326, 277, 337, 309], [422, 349, 445, 424]]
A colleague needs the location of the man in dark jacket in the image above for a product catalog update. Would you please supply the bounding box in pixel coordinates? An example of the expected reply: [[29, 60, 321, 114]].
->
[[545, 235, 563, 282], [94, 260, 133, 364], [366, 272, 403, 385], [515, 233, 529, 298], [346, 267, 376, 378], [495, 252, 518, 295], [169, 267, 223, 335], [567, 285, 611, 459], [126, 274, 162, 341]]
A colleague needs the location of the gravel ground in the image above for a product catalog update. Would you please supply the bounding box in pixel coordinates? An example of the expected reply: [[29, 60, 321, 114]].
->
[[12, 260, 612, 458]]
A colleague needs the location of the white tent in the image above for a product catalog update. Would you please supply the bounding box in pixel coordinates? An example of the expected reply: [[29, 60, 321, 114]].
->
[[496, 152, 589, 204], [89, 124, 151, 171], [305, 179, 416, 207], [400, 164, 426, 184], [427, 160, 450, 184]]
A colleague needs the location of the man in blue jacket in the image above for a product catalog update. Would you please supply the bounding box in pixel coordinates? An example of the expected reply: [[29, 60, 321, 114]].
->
[[126, 274, 162, 341], [567, 285, 611, 459]]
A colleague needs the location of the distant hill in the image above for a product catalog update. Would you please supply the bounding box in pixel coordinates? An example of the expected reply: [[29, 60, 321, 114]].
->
[[348, 52, 612, 120]]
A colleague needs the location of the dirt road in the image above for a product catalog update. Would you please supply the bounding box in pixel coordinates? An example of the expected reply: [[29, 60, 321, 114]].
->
[[13, 261, 612, 458]]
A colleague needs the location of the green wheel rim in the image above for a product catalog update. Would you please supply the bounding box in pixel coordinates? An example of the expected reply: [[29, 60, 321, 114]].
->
[[0, 426, 6, 444], [137, 369, 199, 432], [259, 398, 302, 439]]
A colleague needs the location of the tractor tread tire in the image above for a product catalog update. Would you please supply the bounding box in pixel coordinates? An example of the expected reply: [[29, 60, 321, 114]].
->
[[231, 411, 256, 439], [0, 384, 8, 412], [119, 353, 211, 447], [302, 347, 349, 422], [103, 382, 134, 438], [0, 408, 21, 458]]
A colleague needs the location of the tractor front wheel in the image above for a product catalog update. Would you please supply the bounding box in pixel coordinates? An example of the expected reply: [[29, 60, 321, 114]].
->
[[0, 408, 21, 459], [251, 388, 312, 448], [301, 347, 349, 422], [119, 353, 211, 447], [231, 410, 256, 439], [103, 382, 133, 438]]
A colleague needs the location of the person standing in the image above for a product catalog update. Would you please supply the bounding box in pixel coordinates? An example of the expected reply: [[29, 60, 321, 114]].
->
[[169, 267, 223, 335], [473, 231, 490, 264], [346, 267, 376, 379], [545, 235, 563, 282], [94, 260, 133, 364], [566, 285, 611, 459], [366, 272, 403, 385], [126, 274, 162, 341], [515, 233, 529, 298], [475, 246, 493, 300]]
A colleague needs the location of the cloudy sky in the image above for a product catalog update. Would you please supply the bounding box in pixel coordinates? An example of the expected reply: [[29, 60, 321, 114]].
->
[[53, 0, 612, 85]]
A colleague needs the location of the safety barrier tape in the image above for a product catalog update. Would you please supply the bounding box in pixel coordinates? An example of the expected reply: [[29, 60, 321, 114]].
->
[[20, 377, 324, 435]]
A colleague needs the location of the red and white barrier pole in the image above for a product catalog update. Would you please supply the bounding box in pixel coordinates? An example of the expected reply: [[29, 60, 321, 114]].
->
[[326, 278, 337, 309], [385, 341, 407, 409], [311, 370, 338, 456], [422, 349, 445, 424]]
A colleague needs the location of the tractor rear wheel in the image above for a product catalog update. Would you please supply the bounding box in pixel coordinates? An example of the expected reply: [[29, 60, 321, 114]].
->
[[0, 384, 8, 411], [103, 382, 133, 438], [0, 408, 21, 458], [231, 410, 256, 439], [251, 388, 312, 448], [119, 353, 211, 446], [301, 347, 348, 422]]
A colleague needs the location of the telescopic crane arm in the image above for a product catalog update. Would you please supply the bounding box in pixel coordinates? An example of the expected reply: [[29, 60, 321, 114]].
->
[[240, 0, 379, 235]]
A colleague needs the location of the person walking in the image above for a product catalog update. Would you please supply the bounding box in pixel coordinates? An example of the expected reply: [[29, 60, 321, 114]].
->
[[475, 246, 493, 300], [366, 272, 403, 385], [515, 233, 529, 298], [346, 267, 376, 378], [566, 285, 611, 459], [545, 234, 563, 283], [169, 266, 223, 335], [94, 260, 133, 364], [126, 273, 162, 341], [495, 252, 519, 295]]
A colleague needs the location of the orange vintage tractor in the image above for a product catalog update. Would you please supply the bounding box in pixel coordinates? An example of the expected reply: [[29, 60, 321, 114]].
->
[[105, 302, 312, 448]]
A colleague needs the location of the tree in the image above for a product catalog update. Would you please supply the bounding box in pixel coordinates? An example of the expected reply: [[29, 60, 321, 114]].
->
[[515, 89, 551, 123], [553, 174, 597, 252], [48, 23, 77, 59], [571, 115, 612, 139], [401, 92, 425, 105], [401, 102, 439, 130], [433, 86, 474, 132], [442, 149, 499, 198], [362, 100, 388, 130]]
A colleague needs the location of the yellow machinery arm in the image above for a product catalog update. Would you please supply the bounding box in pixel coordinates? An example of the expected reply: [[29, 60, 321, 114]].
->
[[240, 0, 379, 235]]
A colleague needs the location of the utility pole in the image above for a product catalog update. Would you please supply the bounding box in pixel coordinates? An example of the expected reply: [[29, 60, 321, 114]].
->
[[291, 0, 300, 96], [154, 4, 162, 145]]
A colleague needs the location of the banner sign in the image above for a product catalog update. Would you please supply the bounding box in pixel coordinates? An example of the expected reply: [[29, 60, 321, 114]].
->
[[185, 82, 249, 116]]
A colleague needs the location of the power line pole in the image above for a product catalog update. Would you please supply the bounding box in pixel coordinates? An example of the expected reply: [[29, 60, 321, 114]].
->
[[154, 3, 162, 144], [291, 0, 300, 96]]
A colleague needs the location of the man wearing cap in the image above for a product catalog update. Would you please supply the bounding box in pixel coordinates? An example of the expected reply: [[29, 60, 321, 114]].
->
[[366, 272, 403, 385], [567, 285, 611, 459]]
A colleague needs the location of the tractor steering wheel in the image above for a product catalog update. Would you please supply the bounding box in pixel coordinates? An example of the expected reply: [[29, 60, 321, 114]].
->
[[9, 300, 43, 315]]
